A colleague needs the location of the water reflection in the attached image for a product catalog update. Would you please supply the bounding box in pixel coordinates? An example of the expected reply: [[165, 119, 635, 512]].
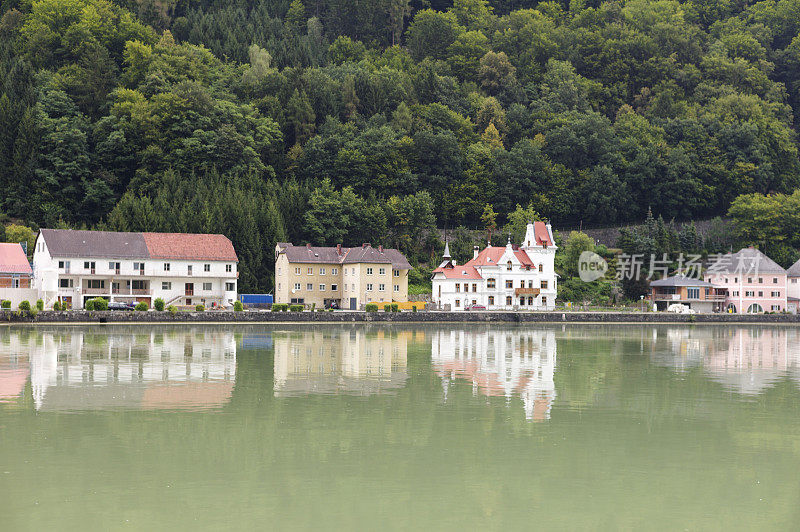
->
[[653, 327, 800, 395], [432, 328, 557, 421], [0, 328, 236, 411], [273, 328, 410, 396]]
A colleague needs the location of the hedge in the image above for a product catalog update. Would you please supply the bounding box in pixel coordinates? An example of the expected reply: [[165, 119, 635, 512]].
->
[[154, 298, 165, 311], [365, 303, 378, 312]]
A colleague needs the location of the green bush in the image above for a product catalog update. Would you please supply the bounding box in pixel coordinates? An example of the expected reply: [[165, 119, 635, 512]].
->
[[412, 305, 418, 312], [92, 298, 109, 311], [365, 303, 378, 312], [135, 302, 148, 311], [1, 300, 10, 309], [289, 304, 304, 312], [233, 301, 243, 312], [391, 303, 399, 312], [18, 300, 31, 311], [154, 298, 165, 311], [195, 304, 205, 312], [271, 303, 288, 312], [384, 304, 392, 312], [167, 305, 177, 316], [53, 301, 61, 311], [84, 299, 95, 311], [36, 299, 44, 311]]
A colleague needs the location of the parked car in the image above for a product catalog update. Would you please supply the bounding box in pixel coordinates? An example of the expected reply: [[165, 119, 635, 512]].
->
[[465, 304, 487, 311], [108, 301, 135, 311]]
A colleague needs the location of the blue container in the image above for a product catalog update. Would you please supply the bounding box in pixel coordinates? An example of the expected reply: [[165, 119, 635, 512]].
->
[[239, 294, 274, 305]]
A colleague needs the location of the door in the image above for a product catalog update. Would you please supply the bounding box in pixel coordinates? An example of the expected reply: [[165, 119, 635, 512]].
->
[[349, 298, 357, 310], [185, 283, 194, 296]]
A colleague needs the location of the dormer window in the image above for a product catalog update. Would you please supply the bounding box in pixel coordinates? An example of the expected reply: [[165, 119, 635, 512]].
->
[[506, 261, 512, 271]]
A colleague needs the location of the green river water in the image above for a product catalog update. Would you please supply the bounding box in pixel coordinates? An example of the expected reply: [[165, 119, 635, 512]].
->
[[1, 324, 799, 530]]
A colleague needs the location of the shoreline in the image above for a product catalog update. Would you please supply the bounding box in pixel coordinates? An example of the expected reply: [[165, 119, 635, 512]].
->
[[2, 310, 800, 325]]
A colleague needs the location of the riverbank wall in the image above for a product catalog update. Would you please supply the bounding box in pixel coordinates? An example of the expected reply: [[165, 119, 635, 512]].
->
[[2, 310, 800, 324]]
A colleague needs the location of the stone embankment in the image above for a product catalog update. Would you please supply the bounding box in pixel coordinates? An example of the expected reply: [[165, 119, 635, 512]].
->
[[2, 310, 800, 324]]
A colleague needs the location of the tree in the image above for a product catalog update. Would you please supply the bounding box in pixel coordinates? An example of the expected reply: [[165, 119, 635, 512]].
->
[[503, 203, 541, 244], [480, 204, 497, 243], [4, 224, 37, 256], [405, 9, 463, 61], [562, 231, 595, 278]]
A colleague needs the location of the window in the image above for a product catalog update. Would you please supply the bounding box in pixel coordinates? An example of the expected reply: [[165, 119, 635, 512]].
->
[[394, 285, 399, 292], [538, 264, 543, 272], [162, 282, 171, 290], [528, 297, 534, 305], [203, 282, 212, 291], [295, 267, 301, 275], [774, 277, 779, 283], [747, 278, 752, 284], [472, 283, 477, 292], [188, 265, 193, 275], [379, 284, 385, 291], [758, 291, 763, 297], [734, 277, 738, 283], [366, 267, 373, 275], [294, 283, 301, 290], [393, 270, 399, 277], [506, 261, 512, 271], [772, 305, 781, 311], [488, 296, 494, 305], [687, 287, 700, 299], [319, 284, 326, 291], [455, 300, 461, 307], [351, 284, 355, 290], [455, 283, 461, 292], [379, 268, 385, 275], [732, 291, 739, 296], [332, 268, 338, 275], [366, 283, 373, 291], [87, 280, 104, 289], [506, 296, 512, 305], [320, 267, 326, 275], [541, 280, 548, 289], [520, 280, 525, 288], [204, 264, 210, 272], [59, 279, 73, 288], [793, 279, 798, 284], [132, 280, 145, 290], [306, 283, 313, 290], [772, 291, 781, 297], [520, 297, 526, 306], [133, 262, 144, 272], [58, 261, 70, 269], [84, 261, 95, 270], [226, 264, 233, 273], [487, 278, 496, 288], [307, 267, 313, 275], [505, 280, 513, 289], [745, 291, 755, 297], [331, 284, 338, 291], [164, 263, 171, 271], [542, 297, 547, 306], [758, 278, 763, 284], [109, 262, 120, 271]]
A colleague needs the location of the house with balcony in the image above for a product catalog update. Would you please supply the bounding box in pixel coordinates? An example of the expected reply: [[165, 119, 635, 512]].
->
[[431, 221, 557, 311], [33, 229, 238, 309], [649, 275, 727, 313], [703, 247, 787, 313]]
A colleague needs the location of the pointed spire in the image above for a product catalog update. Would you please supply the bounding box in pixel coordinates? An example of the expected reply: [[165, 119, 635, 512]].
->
[[442, 240, 451, 259]]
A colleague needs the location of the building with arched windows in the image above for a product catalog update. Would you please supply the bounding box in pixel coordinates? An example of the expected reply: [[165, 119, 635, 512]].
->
[[431, 222, 557, 311]]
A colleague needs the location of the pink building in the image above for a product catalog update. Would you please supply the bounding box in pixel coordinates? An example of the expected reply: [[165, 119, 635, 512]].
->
[[704, 248, 787, 313]]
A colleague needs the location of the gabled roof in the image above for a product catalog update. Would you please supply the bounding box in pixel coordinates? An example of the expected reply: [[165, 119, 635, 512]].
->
[[467, 246, 535, 268], [432, 265, 483, 280], [277, 243, 411, 269], [39, 229, 237, 261], [533, 221, 554, 247], [707, 247, 786, 275], [650, 274, 714, 288], [40, 229, 149, 259], [143, 233, 237, 262], [0, 243, 32, 275], [787, 258, 800, 277]]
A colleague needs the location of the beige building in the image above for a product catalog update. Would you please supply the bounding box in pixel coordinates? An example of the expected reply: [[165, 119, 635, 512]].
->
[[274, 243, 411, 309]]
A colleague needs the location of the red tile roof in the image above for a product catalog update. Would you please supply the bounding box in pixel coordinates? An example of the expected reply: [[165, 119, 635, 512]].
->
[[143, 233, 238, 262], [534, 221, 554, 247], [432, 264, 483, 279], [466, 246, 535, 268], [0, 243, 32, 274]]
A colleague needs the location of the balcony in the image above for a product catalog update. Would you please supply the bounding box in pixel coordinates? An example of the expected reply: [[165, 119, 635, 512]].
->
[[111, 288, 152, 296], [515, 288, 541, 296]]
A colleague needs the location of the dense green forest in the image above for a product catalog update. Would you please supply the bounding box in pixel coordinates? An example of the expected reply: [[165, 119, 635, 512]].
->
[[2, 0, 800, 291]]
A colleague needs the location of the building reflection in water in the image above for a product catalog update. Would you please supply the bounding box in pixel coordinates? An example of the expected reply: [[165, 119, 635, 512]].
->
[[655, 326, 800, 395], [431, 328, 557, 422], [0, 328, 236, 411], [273, 328, 409, 396]]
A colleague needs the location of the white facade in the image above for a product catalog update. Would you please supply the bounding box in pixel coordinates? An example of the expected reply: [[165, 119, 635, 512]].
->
[[432, 222, 558, 311], [33, 233, 238, 309]]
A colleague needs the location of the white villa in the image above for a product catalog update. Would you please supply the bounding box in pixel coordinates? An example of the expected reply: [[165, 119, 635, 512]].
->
[[432, 221, 558, 311], [32, 229, 239, 309]]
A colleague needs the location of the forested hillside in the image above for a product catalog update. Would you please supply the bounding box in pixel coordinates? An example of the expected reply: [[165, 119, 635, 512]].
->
[[2, 0, 800, 291]]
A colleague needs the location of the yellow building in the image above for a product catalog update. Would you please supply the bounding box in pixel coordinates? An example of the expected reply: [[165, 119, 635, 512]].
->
[[274, 242, 410, 309]]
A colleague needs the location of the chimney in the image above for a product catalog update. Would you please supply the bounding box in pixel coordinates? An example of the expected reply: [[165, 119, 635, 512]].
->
[[336, 243, 342, 255], [473, 245, 479, 259], [306, 243, 311, 249], [362, 243, 370, 248], [378, 245, 383, 253]]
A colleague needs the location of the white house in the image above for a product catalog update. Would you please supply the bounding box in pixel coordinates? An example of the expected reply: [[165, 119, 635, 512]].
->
[[33, 229, 238, 309], [788, 258, 800, 313], [432, 221, 558, 311]]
